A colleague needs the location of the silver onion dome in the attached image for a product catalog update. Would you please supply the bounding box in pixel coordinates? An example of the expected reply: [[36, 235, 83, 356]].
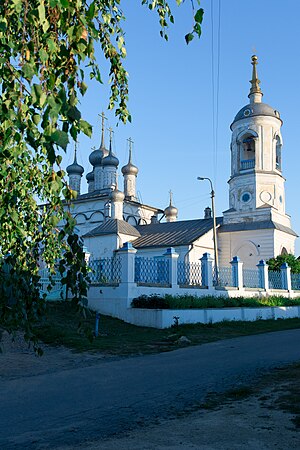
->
[[121, 160, 138, 176], [164, 204, 178, 217], [110, 189, 125, 202]]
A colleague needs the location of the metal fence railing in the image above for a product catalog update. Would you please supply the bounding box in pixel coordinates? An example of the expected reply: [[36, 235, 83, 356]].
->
[[291, 272, 300, 290], [89, 257, 121, 284], [216, 266, 232, 287], [177, 261, 203, 287], [243, 268, 260, 288], [135, 257, 169, 285], [268, 270, 283, 290]]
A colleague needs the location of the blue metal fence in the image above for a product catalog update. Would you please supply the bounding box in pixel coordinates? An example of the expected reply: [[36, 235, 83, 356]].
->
[[268, 270, 283, 290], [135, 257, 169, 285], [177, 261, 203, 286], [243, 268, 260, 288], [217, 266, 232, 287], [291, 273, 300, 290], [89, 257, 121, 284]]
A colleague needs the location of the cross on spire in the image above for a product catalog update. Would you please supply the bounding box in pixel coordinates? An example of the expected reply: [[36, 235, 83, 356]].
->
[[169, 189, 173, 206], [73, 141, 78, 163], [108, 127, 114, 154], [98, 112, 107, 148], [127, 137, 134, 163]]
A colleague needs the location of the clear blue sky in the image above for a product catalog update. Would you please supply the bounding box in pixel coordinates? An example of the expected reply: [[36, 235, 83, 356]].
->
[[66, 0, 300, 254]]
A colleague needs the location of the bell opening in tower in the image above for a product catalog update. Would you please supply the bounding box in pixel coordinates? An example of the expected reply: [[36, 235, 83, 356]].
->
[[240, 136, 255, 170]]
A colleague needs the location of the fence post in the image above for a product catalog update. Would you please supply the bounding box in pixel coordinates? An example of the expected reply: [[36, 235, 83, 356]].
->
[[256, 260, 269, 290], [201, 253, 214, 288], [116, 242, 137, 284], [280, 262, 292, 291], [164, 247, 179, 287], [230, 256, 243, 289]]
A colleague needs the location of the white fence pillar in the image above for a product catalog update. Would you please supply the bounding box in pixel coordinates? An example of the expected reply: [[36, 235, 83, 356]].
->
[[230, 256, 243, 289], [116, 242, 137, 284], [257, 260, 269, 290], [281, 263, 292, 291], [164, 247, 179, 287], [201, 253, 214, 288]]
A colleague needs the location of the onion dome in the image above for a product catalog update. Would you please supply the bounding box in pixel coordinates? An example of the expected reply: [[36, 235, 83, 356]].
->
[[89, 146, 102, 167], [164, 191, 178, 222], [86, 171, 94, 182], [102, 127, 119, 167], [121, 139, 138, 175], [110, 188, 125, 202], [66, 151, 84, 175]]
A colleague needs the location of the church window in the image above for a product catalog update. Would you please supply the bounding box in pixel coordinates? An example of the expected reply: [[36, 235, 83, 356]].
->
[[243, 108, 251, 117], [276, 136, 282, 171], [241, 192, 251, 203]]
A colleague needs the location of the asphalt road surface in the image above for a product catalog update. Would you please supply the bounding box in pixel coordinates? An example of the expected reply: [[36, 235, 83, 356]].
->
[[1, 329, 300, 449]]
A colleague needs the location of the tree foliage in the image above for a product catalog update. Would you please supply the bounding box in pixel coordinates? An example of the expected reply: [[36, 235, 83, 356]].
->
[[0, 0, 203, 344], [267, 254, 300, 274]]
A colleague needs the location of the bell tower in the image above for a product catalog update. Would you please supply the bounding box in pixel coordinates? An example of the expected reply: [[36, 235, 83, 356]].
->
[[225, 55, 287, 224], [219, 56, 297, 268]]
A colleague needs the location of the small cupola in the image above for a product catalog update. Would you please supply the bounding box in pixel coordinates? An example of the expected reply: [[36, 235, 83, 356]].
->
[[164, 191, 178, 222], [89, 145, 102, 167], [86, 170, 95, 193], [66, 144, 84, 195], [121, 137, 138, 200], [102, 127, 119, 168]]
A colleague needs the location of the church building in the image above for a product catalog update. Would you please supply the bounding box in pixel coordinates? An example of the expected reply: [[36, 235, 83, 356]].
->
[[67, 56, 297, 268]]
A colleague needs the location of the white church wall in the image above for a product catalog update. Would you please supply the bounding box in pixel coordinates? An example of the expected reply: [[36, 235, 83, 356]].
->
[[218, 229, 275, 268], [84, 235, 118, 259], [187, 231, 215, 263], [273, 229, 296, 256]]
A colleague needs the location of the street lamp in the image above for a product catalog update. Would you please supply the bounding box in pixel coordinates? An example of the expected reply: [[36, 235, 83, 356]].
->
[[197, 177, 219, 284]]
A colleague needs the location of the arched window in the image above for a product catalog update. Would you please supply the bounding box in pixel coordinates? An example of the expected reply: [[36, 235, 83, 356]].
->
[[240, 134, 255, 170], [276, 136, 282, 171], [281, 247, 288, 255]]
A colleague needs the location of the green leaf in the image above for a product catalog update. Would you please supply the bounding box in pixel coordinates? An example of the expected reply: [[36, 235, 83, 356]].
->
[[195, 8, 204, 24], [185, 33, 194, 44], [67, 106, 81, 122], [51, 130, 69, 150], [23, 63, 35, 80], [79, 119, 92, 137]]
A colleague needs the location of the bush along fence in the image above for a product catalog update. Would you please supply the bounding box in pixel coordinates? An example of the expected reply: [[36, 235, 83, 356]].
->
[[88, 244, 300, 295]]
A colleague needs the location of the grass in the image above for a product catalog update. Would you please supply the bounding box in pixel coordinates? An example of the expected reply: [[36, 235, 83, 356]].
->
[[32, 301, 300, 356], [131, 294, 300, 309]]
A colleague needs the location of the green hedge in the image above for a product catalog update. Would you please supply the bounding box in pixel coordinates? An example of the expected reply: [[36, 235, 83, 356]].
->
[[131, 294, 300, 309]]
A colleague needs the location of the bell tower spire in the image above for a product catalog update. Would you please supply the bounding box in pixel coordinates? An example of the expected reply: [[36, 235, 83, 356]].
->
[[248, 55, 263, 103]]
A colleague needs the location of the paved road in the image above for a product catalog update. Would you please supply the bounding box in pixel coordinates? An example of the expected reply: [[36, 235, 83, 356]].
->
[[1, 329, 300, 449]]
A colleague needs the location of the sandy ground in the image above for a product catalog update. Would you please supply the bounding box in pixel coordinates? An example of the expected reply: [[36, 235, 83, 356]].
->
[[55, 382, 299, 450], [0, 330, 119, 380], [1, 331, 299, 450]]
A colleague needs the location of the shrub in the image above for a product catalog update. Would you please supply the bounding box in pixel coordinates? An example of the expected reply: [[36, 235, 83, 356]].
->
[[131, 294, 300, 309], [267, 254, 300, 273], [131, 294, 170, 309]]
